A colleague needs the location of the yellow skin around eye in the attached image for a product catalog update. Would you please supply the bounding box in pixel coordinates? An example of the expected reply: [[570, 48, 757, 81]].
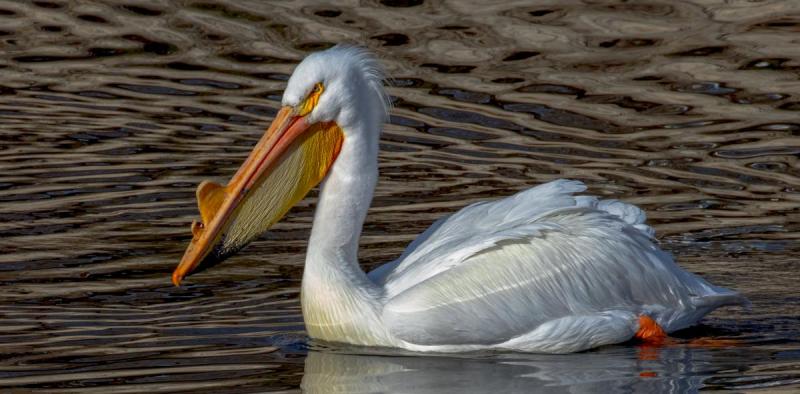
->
[[297, 83, 324, 116]]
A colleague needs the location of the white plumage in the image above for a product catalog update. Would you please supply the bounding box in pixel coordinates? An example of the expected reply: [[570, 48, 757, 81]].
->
[[198, 46, 747, 353], [370, 180, 744, 352]]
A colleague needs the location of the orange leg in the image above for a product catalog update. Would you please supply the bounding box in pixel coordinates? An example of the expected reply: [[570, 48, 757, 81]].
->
[[634, 315, 668, 364], [633, 315, 741, 369], [634, 315, 741, 348], [634, 315, 667, 345]]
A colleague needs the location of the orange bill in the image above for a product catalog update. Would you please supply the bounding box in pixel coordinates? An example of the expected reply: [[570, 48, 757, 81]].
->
[[172, 106, 344, 285]]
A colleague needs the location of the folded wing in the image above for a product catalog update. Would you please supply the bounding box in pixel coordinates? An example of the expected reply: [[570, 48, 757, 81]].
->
[[370, 180, 745, 346]]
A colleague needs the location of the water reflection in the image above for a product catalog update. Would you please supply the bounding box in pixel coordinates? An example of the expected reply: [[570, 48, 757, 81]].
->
[[302, 346, 722, 393]]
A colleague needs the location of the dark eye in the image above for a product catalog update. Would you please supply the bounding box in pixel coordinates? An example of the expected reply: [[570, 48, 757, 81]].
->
[[311, 84, 322, 93]]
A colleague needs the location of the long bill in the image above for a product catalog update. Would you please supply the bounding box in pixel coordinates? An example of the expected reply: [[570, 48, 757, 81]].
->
[[172, 106, 344, 286]]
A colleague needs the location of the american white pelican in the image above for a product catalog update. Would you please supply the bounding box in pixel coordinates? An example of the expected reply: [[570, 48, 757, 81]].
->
[[172, 46, 746, 353]]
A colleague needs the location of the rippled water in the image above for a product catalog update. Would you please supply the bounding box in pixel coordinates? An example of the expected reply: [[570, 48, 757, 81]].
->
[[1, 0, 799, 392]]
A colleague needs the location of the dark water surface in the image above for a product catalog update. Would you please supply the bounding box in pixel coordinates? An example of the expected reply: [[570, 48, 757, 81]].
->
[[1, 0, 799, 392]]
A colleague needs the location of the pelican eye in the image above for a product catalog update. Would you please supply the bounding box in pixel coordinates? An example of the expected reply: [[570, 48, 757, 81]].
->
[[297, 82, 324, 116]]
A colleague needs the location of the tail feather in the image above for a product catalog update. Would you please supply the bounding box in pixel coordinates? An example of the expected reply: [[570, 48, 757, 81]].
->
[[691, 291, 750, 310]]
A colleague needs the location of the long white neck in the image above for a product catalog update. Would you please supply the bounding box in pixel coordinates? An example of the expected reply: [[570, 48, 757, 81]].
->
[[300, 118, 394, 346], [305, 128, 377, 286]]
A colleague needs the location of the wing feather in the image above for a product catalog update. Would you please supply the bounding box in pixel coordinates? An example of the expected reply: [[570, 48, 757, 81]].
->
[[370, 180, 588, 290], [372, 180, 745, 346]]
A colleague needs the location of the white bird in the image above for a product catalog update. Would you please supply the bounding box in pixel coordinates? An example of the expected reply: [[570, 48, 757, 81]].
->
[[172, 46, 747, 353]]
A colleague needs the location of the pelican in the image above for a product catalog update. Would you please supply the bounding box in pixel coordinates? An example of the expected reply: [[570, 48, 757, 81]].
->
[[171, 46, 746, 353]]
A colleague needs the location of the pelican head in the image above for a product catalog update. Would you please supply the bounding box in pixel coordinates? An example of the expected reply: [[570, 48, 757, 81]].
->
[[172, 46, 389, 285], [283, 47, 389, 132]]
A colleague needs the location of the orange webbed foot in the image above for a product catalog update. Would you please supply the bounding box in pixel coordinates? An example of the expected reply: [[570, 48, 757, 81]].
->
[[634, 315, 668, 345]]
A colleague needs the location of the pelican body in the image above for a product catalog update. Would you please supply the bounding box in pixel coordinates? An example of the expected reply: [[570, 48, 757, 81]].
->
[[172, 46, 746, 353]]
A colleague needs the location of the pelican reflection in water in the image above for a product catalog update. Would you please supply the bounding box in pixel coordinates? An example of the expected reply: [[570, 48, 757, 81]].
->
[[172, 46, 746, 353], [300, 346, 724, 393]]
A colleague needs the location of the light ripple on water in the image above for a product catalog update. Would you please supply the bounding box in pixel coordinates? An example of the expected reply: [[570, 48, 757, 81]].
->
[[0, 0, 798, 392]]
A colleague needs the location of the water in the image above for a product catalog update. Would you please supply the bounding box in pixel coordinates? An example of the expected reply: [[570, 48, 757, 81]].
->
[[0, 0, 798, 392]]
